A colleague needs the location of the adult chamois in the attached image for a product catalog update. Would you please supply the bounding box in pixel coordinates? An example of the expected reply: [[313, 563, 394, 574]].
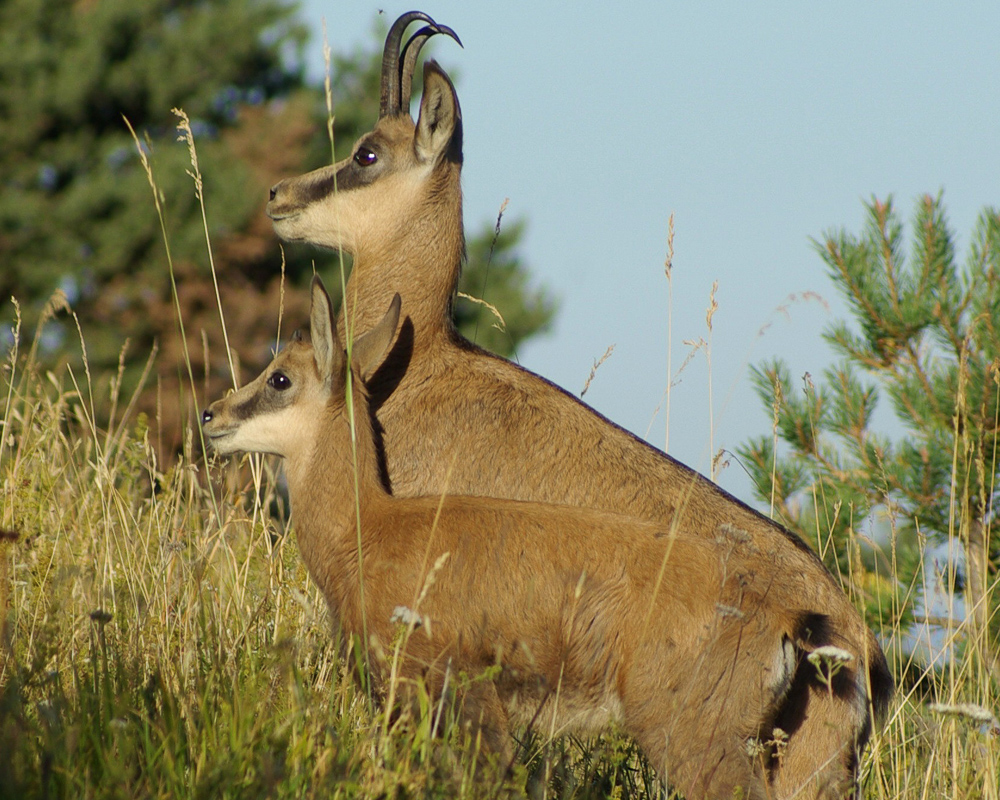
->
[[266, 12, 892, 798], [205, 276, 846, 800]]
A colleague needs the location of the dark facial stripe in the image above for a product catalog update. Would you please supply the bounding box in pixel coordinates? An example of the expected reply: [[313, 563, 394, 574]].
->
[[300, 145, 390, 206], [231, 391, 265, 421]]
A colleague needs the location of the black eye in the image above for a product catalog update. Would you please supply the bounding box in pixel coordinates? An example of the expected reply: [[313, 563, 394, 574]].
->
[[354, 146, 377, 166], [268, 371, 291, 391]]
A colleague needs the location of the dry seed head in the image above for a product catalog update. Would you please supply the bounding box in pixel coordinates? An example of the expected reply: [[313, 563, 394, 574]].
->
[[580, 344, 616, 397], [807, 645, 854, 666], [706, 280, 719, 331], [929, 702, 999, 728], [457, 292, 506, 332]]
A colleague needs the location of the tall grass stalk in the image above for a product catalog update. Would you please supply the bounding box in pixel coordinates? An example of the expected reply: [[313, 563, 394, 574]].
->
[[172, 109, 277, 543], [663, 213, 674, 453], [173, 109, 237, 392], [314, 27, 373, 694], [124, 117, 223, 524]]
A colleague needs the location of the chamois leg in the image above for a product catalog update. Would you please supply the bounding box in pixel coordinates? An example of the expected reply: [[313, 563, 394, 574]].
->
[[621, 677, 765, 800], [391, 661, 513, 774], [625, 613, 797, 799], [769, 698, 859, 799], [460, 679, 515, 772], [768, 679, 862, 799], [627, 718, 765, 800]]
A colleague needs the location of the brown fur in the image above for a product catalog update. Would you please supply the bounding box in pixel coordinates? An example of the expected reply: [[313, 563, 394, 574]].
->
[[265, 51, 892, 799], [205, 279, 847, 799]]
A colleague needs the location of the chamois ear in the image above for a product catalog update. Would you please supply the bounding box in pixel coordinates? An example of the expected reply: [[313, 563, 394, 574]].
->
[[351, 294, 401, 381], [309, 276, 342, 385], [415, 60, 462, 164]]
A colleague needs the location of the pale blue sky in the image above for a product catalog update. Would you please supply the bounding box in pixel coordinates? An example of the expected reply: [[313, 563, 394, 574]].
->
[[298, 1, 1000, 506]]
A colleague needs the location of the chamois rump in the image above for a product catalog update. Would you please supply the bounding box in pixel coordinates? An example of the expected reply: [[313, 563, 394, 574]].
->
[[265, 12, 892, 798], [204, 277, 838, 800]]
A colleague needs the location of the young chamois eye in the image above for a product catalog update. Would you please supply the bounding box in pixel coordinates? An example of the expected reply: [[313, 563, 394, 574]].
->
[[354, 146, 377, 166], [268, 371, 291, 391]]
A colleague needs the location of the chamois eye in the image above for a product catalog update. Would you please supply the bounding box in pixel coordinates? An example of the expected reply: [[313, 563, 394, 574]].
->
[[354, 146, 377, 166], [268, 371, 291, 391]]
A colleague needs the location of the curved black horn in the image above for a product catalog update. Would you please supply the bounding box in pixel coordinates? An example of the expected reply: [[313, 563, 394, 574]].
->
[[399, 27, 435, 112], [379, 11, 434, 118], [399, 24, 463, 110]]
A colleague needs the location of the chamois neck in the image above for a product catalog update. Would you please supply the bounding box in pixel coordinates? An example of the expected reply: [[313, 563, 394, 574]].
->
[[283, 378, 387, 541], [340, 167, 463, 339]]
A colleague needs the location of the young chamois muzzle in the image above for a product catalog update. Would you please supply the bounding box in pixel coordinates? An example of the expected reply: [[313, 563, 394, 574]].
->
[[202, 276, 850, 800], [265, 12, 892, 798]]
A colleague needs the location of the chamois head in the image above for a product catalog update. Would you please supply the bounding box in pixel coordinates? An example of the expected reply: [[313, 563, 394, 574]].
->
[[267, 12, 463, 253], [201, 278, 400, 458]]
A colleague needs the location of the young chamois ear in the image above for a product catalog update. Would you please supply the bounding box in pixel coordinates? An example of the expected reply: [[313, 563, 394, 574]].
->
[[351, 293, 402, 381], [309, 276, 401, 387], [308, 276, 341, 389], [415, 60, 462, 165]]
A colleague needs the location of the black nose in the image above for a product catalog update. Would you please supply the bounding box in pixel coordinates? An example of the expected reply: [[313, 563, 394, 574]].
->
[[269, 186, 277, 201], [201, 409, 213, 425]]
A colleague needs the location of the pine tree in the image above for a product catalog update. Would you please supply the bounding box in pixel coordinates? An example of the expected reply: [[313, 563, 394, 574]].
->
[[0, 2, 554, 451], [739, 195, 1000, 673]]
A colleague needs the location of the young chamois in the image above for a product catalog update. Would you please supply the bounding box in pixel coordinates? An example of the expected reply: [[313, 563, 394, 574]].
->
[[266, 13, 892, 798], [204, 277, 844, 800]]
